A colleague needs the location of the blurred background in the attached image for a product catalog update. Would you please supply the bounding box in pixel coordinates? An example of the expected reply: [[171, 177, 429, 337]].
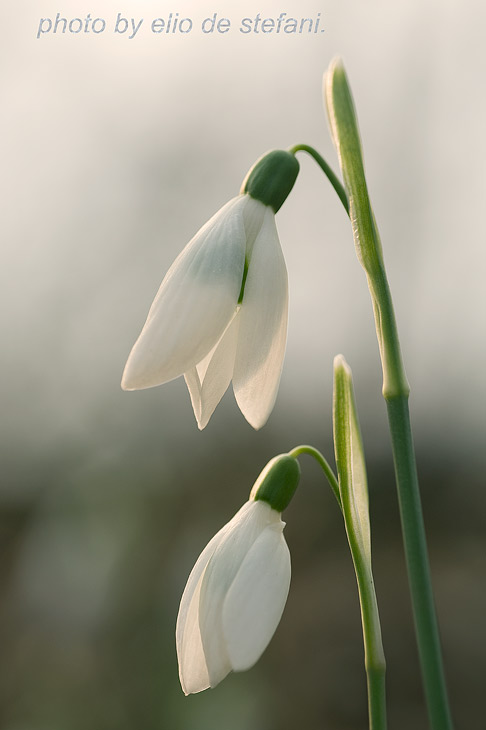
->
[[1, 0, 485, 728]]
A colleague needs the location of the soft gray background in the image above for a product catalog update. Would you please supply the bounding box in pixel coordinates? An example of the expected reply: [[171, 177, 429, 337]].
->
[[1, 1, 485, 728]]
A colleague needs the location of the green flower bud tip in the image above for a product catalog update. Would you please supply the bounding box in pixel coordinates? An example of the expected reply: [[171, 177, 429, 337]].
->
[[241, 150, 300, 213], [250, 454, 301, 513]]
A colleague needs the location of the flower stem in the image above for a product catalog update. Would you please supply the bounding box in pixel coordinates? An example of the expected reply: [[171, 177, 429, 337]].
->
[[290, 434, 387, 729], [354, 559, 387, 730], [386, 395, 453, 729], [333, 358, 387, 730], [288, 144, 349, 214], [324, 58, 453, 729], [288, 444, 341, 508]]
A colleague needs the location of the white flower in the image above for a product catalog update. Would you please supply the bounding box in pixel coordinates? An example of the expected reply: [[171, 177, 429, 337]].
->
[[176, 499, 291, 695], [121, 193, 288, 430]]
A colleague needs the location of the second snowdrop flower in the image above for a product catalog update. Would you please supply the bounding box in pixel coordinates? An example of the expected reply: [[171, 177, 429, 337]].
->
[[176, 454, 301, 694], [121, 150, 299, 429]]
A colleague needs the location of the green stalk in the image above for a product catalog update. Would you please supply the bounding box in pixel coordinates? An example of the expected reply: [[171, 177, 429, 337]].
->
[[355, 562, 387, 730], [288, 444, 341, 507], [333, 356, 387, 730], [288, 144, 350, 214], [324, 58, 453, 729], [386, 396, 452, 729]]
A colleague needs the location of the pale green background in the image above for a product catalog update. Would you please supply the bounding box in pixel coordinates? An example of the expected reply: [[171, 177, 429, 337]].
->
[[1, 1, 485, 728]]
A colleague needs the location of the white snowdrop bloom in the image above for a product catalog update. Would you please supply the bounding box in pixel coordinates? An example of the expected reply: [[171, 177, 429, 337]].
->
[[176, 498, 291, 695], [121, 150, 299, 429]]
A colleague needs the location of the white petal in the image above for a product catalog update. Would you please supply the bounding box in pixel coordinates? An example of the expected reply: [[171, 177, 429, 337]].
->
[[223, 520, 291, 671], [233, 207, 288, 429], [176, 519, 235, 695], [198, 501, 275, 687], [177, 569, 209, 695], [121, 196, 247, 390], [184, 312, 240, 430], [183, 367, 203, 427]]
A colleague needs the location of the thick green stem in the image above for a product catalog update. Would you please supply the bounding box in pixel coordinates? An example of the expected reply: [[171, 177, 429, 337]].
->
[[367, 667, 387, 730], [386, 396, 453, 730]]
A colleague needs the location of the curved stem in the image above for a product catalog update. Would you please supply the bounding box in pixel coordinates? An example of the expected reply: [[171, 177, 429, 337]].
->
[[289, 144, 349, 214], [288, 444, 341, 508]]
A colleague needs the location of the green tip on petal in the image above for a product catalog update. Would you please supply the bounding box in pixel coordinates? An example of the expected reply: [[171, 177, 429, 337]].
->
[[241, 150, 300, 213], [250, 454, 301, 513]]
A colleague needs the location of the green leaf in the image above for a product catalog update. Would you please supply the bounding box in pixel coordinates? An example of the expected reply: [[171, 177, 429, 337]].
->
[[324, 58, 409, 400], [333, 354, 371, 568], [324, 58, 383, 278]]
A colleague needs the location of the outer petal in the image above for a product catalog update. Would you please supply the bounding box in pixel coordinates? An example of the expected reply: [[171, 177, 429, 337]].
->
[[198, 501, 276, 688], [184, 312, 240, 430], [222, 520, 290, 671], [233, 207, 288, 429], [176, 518, 236, 695], [121, 196, 246, 390], [176, 569, 209, 695]]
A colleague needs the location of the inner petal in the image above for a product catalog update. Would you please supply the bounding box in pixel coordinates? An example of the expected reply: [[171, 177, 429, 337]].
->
[[197, 311, 241, 429], [233, 208, 288, 429]]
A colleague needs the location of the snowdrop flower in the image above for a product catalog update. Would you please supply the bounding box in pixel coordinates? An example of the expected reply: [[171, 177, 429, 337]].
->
[[176, 454, 300, 694], [121, 150, 299, 429]]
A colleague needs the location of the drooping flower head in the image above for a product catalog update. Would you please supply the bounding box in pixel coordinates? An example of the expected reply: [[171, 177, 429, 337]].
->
[[176, 454, 301, 694], [121, 150, 299, 429]]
